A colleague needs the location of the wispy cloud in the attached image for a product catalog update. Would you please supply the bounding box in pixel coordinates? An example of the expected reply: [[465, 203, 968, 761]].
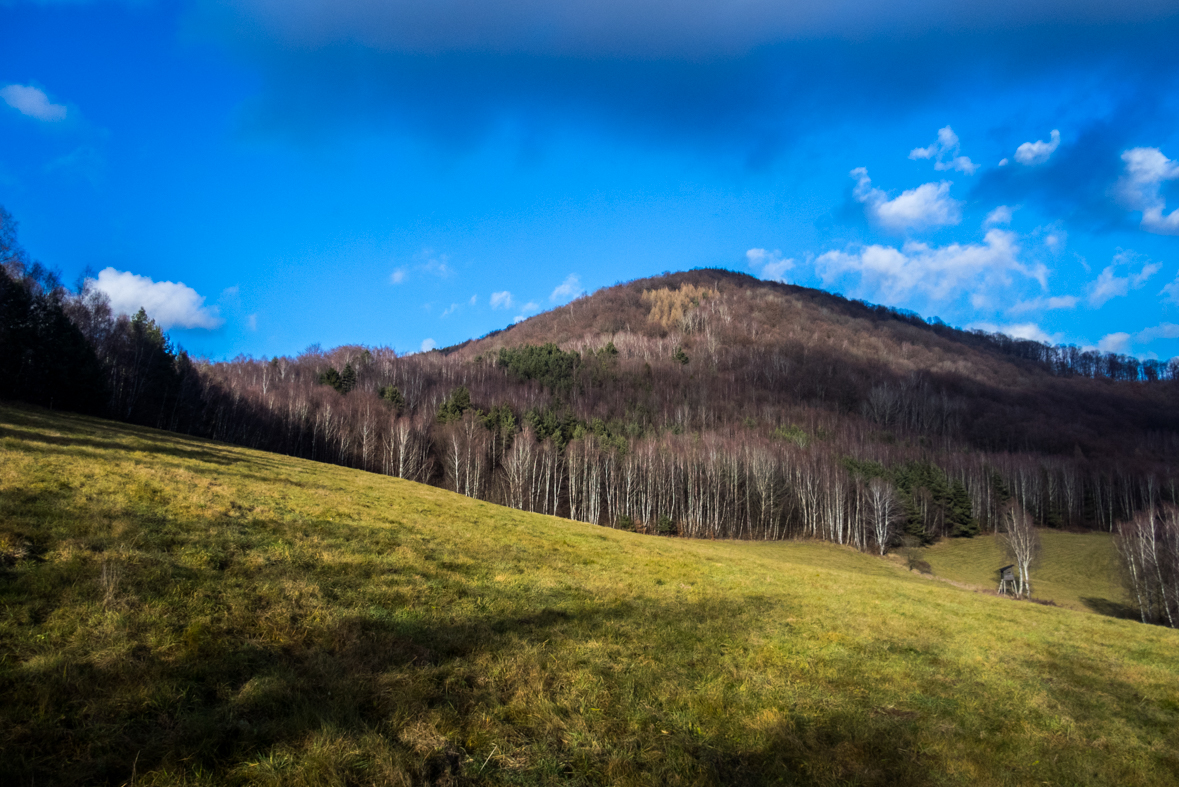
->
[[420, 250, 453, 277], [420, 338, 437, 352], [90, 268, 224, 330], [550, 273, 583, 302], [1137, 323, 1179, 343], [972, 321, 1060, 344], [851, 168, 960, 232], [490, 290, 514, 309], [390, 268, 407, 284], [1160, 271, 1179, 304], [513, 302, 541, 323], [909, 126, 976, 174], [0, 84, 67, 122], [1006, 295, 1079, 315], [1086, 251, 1161, 307], [984, 205, 1014, 226]]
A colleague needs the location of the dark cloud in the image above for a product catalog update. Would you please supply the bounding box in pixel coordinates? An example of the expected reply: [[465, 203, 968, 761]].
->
[[209, 0, 1179, 59], [193, 0, 1179, 163]]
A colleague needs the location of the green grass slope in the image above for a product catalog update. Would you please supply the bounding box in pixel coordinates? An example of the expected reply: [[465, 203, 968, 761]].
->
[[916, 532, 1130, 615], [1, 403, 1177, 787]]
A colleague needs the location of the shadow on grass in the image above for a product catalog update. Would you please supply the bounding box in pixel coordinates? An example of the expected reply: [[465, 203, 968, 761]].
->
[[0, 417, 242, 469], [1, 406, 371, 484], [1081, 596, 1138, 620], [1, 578, 947, 787]]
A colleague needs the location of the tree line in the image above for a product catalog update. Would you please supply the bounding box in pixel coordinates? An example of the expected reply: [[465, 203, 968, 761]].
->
[[4, 206, 1179, 625]]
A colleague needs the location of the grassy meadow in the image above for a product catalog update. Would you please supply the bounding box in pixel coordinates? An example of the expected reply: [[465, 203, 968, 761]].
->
[[915, 531, 1130, 615], [1, 403, 1177, 786]]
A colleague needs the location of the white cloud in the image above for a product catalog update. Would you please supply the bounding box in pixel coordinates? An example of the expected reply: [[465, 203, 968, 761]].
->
[[908, 126, 977, 174], [1086, 252, 1161, 307], [1117, 147, 1179, 236], [1088, 323, 1179, 355], [550, 273, 583, 302], [390, 268, 407, 284], [851, 168, 960, 232], [815, 229, 1043, 306], [970, 321, 1060, 344], [420, 338, 437, 352], [468, 294, 477, 305], [0, 84, 67, 122], [1097, 332, 1132, 353], [441, 302, 460, 317], [984, 205, 1014, 226], [490, 290, 513, 309], [998, 158, 1010, 167], [247, 313, 258, 331], [1006, 295, 1079, 315], [1004, 323, 1056, 343], [746, 248, 793, 282], [1013, 129, 1060, 166], [90, 267, 223, 330]]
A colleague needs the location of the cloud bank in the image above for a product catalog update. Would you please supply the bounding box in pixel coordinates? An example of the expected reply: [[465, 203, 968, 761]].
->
[[814, 229, 1043, 306]]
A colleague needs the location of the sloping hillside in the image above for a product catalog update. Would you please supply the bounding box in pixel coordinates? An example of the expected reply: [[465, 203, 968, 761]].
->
[[2, 403, 1177, 786]]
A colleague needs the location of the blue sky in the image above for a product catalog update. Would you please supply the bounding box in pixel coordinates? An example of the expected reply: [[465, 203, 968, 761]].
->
[[3, 0, 1178, 360]]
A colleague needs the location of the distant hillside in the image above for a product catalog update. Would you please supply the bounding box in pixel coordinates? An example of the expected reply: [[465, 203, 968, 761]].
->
[[3, 403, 1177, 786], [453, 270, 1179, 457]]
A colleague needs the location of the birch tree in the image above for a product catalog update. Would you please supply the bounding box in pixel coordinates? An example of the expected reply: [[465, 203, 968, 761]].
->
[[999, 501, 1040, 598]]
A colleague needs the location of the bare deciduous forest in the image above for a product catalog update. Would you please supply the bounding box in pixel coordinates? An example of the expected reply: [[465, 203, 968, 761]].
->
[[5, 211, 1179, 625]]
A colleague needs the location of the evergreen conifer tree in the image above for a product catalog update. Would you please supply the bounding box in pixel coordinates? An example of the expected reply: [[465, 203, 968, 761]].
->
[[340, 362, 357, 394]]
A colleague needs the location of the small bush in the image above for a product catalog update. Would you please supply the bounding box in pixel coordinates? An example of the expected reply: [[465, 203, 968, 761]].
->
[[904, 549, 932, 574]]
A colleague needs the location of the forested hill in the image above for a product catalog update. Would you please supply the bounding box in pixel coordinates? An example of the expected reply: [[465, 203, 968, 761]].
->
[[451, 269, 1179, 458], [5, 215, 1179, 626]]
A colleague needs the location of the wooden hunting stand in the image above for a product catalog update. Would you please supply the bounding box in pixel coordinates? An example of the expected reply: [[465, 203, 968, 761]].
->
[[997, 564, 1017, 595]]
